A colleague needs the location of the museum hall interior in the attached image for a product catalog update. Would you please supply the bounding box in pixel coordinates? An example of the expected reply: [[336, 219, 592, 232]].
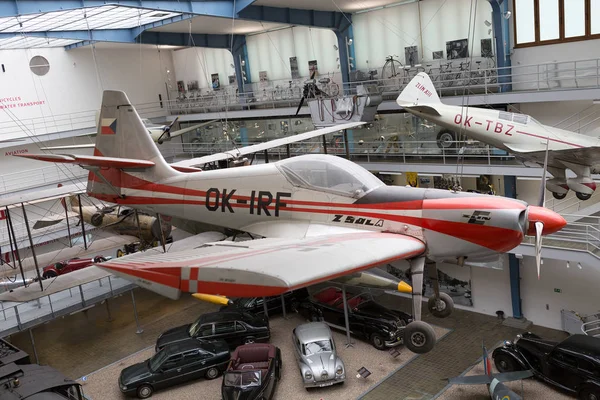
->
[[1, 1, 600, 399]]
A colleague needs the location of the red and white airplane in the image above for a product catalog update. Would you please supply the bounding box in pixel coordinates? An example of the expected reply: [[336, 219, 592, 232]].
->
[[18, 91, 566, 354], [398, 72, 600, 201]]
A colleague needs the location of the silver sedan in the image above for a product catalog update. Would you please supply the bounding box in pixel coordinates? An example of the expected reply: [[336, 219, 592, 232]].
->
[[292, 322, 345, 389]]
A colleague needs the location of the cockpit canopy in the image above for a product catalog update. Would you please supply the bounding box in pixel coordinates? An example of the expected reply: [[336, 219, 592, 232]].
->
[[277, 155, 384, 197]]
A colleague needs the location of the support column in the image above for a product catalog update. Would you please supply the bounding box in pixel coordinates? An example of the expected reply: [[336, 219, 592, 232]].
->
[[341, 285, 353, 348], [280, 294, 287, 319], [5, 207, 26, 288], [77, 194, 87, 250], [232, 35, 251, 95], [29, 329, 39, 364], [131, 290, 144, 334], [262, 297, 269, 319], [21, 203, 43, 291], [239, 126, 249, 146], [335, 25, 355, 87], [489, 0, 512, 92], [504, 175, 522, 318]]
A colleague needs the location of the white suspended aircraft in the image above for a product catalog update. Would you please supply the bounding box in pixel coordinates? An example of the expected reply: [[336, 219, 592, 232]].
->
[[17, 90, 566, 354], [397, 73, 600, 201]]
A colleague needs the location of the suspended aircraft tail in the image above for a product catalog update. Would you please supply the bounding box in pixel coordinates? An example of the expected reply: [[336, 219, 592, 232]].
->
[[17, 90, 182, 202], [396, 72, 442, 115]]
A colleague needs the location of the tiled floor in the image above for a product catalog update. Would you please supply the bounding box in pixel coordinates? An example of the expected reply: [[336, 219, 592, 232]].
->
[[6, 289, 568, 399]]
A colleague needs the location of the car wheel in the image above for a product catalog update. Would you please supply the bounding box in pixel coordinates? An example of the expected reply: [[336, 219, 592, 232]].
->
[[205, 367, 219, 380], [137, 384, 153, 399], [404, 321, 436, 354], [43, 271, 57, 279], [371, 333, 386, 350], [243, 337, 255, 344], [427, 293, 454, 318], [579, 386, 600, 400], [494, 353, 520, 373], [310, 312, 321, 322]]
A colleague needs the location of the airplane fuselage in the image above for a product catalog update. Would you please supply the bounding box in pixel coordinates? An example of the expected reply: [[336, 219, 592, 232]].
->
[[407, 104, 600, 155], [91, 155, 537, 263]]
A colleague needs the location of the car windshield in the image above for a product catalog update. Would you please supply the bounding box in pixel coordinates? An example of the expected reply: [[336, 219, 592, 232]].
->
[[223, 371, 261, 388], [304, 340, 332, 355], [149, 349, 169, 371]]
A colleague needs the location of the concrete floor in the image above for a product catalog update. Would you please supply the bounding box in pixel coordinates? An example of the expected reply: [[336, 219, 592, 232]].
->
[[6, 288, 569, 400]]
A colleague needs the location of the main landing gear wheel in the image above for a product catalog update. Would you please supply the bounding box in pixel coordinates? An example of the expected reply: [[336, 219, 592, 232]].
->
[[552, 192, 567, 200], [427, 292, 454, 318], [404, 321, 436, 354], [576, 192, 592, 201], [436, 130, 456, 149]]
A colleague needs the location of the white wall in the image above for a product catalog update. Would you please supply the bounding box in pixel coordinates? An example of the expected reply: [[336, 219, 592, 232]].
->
[[520, 255, 600, 330], [246, 26, 339, 82], [172, 47, 235, 90], [353, 0, 493, 70], [0, 45, 175, 140]]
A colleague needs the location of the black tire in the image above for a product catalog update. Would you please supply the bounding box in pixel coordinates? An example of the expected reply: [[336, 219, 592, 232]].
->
[[93, 256, 106, 263], [436, 130, 456, 149], [494, 353, 520, 373], [552, 191, 567, 200], [43, 271, 57, 279], [310, 312, 321, 322], [404, 321, 436, 354], [576, 192, 593, 201], [579, 386, 600, 400], [243, 337, 255, 344], [427, 293, 454, 318], [137, 384, 153, 399], [371, 333, 386, 350], [205, 367, 219, 380], [90, 212, 104, 227]]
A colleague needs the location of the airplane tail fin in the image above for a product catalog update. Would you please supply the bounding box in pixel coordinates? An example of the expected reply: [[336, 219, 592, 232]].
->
[[396, 72, 440, 107], [87, 90, 178, 200]]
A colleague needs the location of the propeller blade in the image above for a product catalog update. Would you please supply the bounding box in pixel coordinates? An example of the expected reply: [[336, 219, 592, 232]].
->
[[167, 116, 180, 130], [295, 96, 305, 116], [535, 221, 544, 279], [310, 70, 316, 80], [538, 138, 550, 207]]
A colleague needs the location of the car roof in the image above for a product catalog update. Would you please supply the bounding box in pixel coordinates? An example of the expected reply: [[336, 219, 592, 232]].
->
[[558, 335, 600, 358], [161, 338, 215, 354], [199, 311, 260, 324], [295, 322, 332, 343]]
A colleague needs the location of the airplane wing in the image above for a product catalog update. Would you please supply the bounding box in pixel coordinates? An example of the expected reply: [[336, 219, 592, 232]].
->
[[493, 370, 534, 382], [168, 119, 220, 139], [448, 375, 493, 385], [95, 231, 425, 300], [172, 121, 366, 168], [33, 211, 79, 229], [505, 145, 600, 169]]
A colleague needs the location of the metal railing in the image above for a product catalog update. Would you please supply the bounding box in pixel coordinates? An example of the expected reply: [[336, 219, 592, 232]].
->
[[0, 164, 87, 197], [164, 57, 600, 115], [165, 139, 516, 167], [522, 215, 600, 257], [0, 274, 135, 337]]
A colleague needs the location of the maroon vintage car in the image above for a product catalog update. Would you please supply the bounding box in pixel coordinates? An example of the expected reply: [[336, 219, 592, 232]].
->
[[42, 256, 107, 279]]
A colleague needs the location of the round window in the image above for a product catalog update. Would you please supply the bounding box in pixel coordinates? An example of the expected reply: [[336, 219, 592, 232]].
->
[[29, 55, 50, 76]]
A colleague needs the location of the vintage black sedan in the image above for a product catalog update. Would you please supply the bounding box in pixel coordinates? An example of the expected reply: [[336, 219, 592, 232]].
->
[[220, 289, 309, 316], [222, 343, 281, 400], [296, 286, 414, 351], [119, 339, 230, 398], [493, 332, 600, 400], [156, 311, 270, 352]]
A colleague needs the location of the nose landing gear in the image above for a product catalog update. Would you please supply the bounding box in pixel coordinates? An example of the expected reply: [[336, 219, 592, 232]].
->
[[406, 257, 440, 354]]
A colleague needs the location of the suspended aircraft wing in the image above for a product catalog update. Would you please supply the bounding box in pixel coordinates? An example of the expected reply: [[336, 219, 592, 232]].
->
[[449, 370, 533, 385], [505, 144, 600, 168], [95, 231, 424, 300], [171, 121, 366, 168], [168, 119, 220, 139]]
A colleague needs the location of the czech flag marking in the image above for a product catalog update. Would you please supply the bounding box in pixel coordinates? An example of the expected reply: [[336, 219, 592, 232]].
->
[[101, 118, 117, 135]]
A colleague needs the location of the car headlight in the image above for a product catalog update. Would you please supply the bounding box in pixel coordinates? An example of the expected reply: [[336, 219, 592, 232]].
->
[[389, 331, 395, 338], [504, 340, 512, 346], [336, 365, 343, 375], [304, 371, 312, 380]]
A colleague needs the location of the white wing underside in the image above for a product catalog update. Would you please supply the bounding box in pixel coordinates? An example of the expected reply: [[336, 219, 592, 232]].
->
[[96, 230, 425, 300], [505, 143, 600, 168]]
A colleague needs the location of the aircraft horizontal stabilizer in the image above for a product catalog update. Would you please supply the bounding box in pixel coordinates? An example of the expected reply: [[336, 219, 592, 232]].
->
[[41, 144, 95, 151], [402, 105, 441, 116], [448, 375, 493, 385], [493, 370, 534, 382], [16, 154, 155, 169]]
